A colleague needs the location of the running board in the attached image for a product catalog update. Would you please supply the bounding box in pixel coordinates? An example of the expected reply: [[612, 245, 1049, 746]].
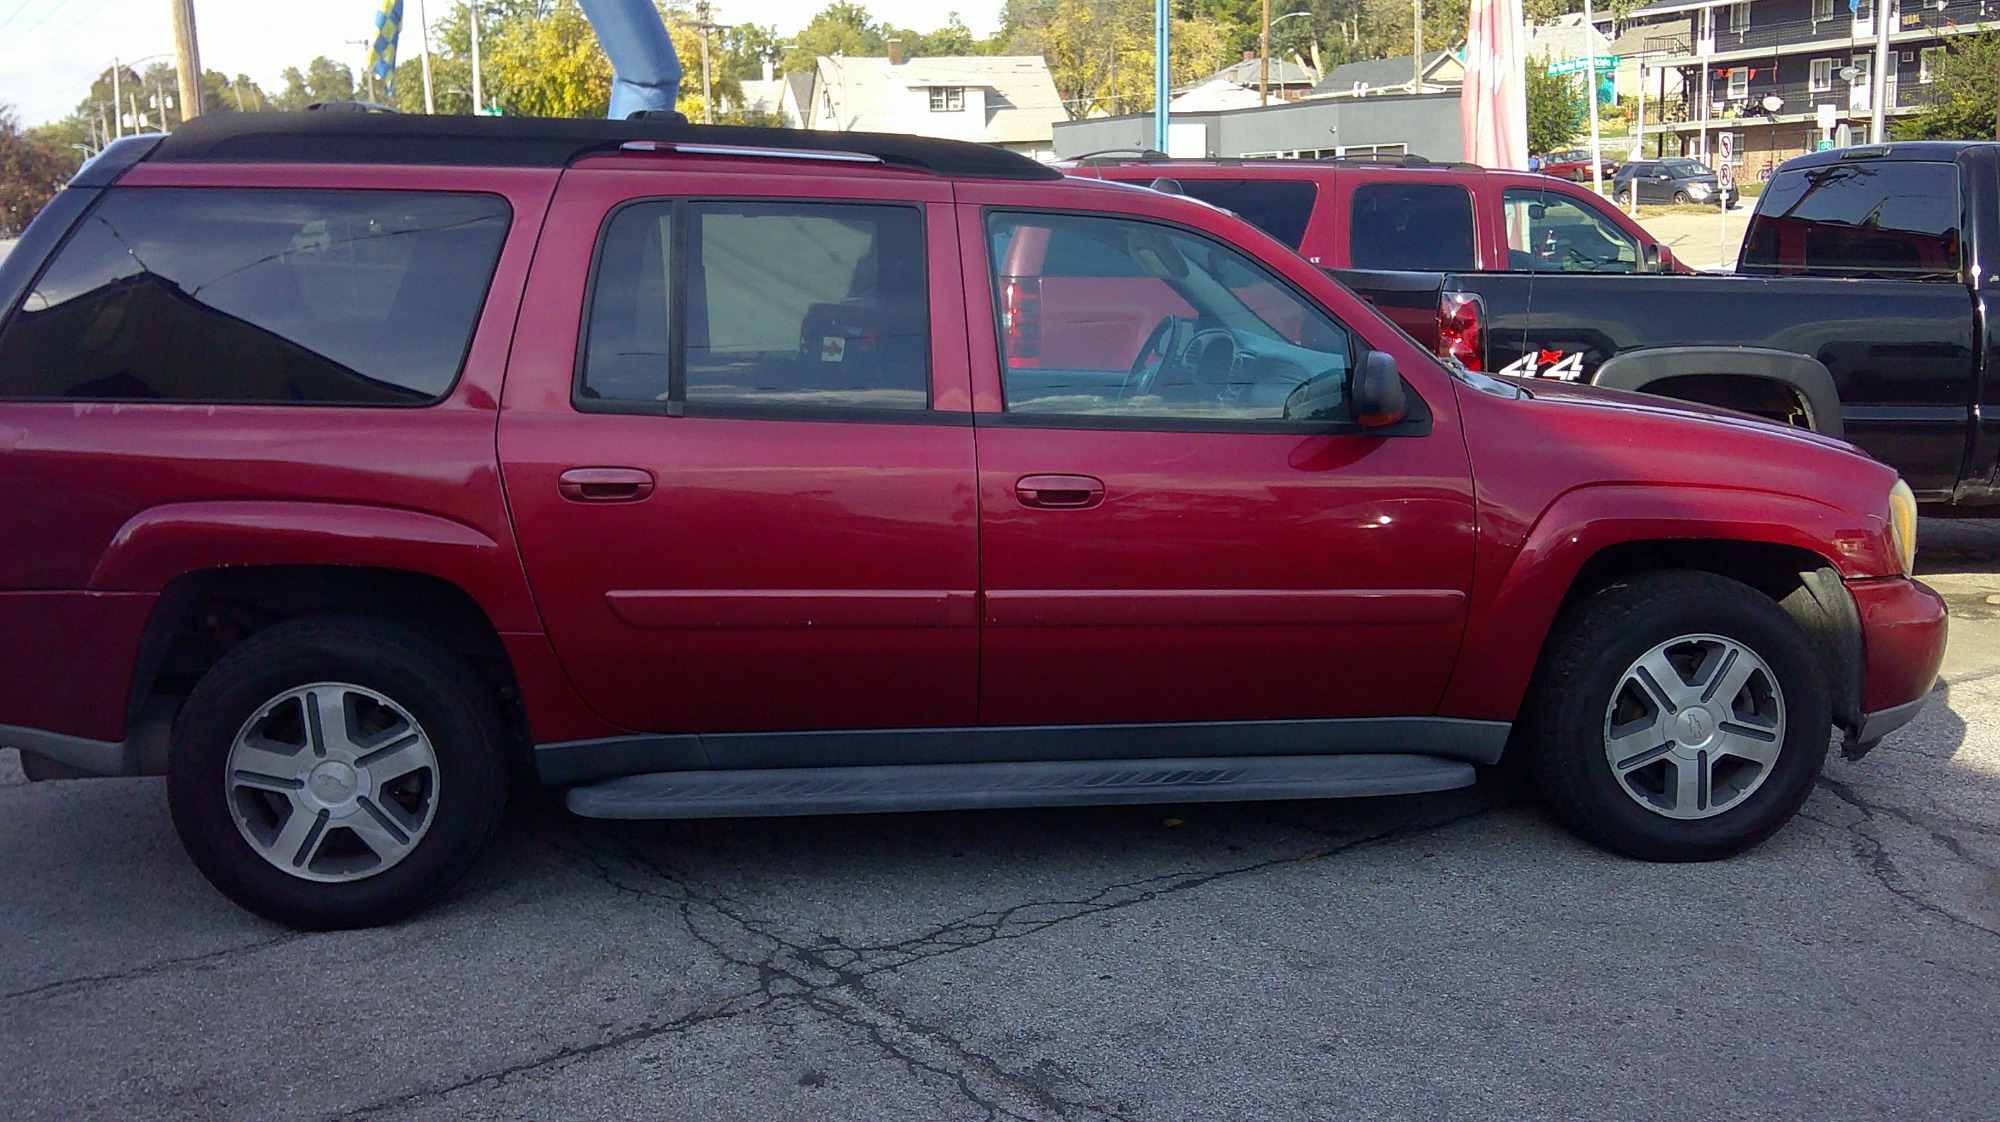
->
[[564, 754, 1477, 820]]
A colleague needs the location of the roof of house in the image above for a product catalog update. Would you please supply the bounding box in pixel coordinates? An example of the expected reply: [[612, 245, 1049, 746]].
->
[[811, 55, 1066, 144], [735, 78, 785, 115], [1312, 51, 1459, 96], [781, 70, 816, 113], [1608, 17, 1692, 57], [1207, 57, 1318, 87], [1169, 78, 1269, 113]]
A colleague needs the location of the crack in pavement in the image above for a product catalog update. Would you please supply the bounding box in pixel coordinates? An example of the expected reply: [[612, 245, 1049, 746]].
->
[[0, 931, 305, 1004], [327, 801, 1501, 1121], [1815, 775, 2000, 941]]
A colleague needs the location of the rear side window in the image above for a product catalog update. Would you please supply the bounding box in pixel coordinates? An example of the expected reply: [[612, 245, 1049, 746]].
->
[[1741, 161, 1961, 277], [581, 199, 929, 412], [1170, 179, 1318, 249], [0, 189, 509, 403], [1347, 182, 1476, 271]]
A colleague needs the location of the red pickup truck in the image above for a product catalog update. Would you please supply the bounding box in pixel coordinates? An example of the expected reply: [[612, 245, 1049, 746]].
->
[[0, 114, 1943, 929]]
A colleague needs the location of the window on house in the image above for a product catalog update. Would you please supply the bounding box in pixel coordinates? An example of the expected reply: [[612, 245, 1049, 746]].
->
[[1729, 2, 1750, 31], [1728, 68, 1749, 99], [1813, 0, 1835, 19], [929, 86, 964, 111], [1810, 58, 1833, 91]]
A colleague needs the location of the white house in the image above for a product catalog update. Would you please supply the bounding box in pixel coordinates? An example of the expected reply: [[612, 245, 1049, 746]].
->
[[786, 48, 1067, 159]]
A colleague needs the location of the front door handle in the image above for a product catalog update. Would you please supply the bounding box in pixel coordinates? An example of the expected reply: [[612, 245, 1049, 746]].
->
[[1016, 474, 1105, 509], [558, 467, 655, 503]]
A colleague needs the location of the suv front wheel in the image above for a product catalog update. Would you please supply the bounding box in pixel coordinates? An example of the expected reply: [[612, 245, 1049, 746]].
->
[[168, 617, 511, 929], [1521, 571, 1831, 861]]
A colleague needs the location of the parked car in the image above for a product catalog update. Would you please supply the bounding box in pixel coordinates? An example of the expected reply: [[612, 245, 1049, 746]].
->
[[1061, 152, 1686, 273], [1613, 157, 1740, 208], [0, 114, 1943, 929], [1539, 148, 1620, 182]]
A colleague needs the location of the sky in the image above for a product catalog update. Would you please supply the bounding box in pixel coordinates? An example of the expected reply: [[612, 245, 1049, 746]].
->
[[0, 0, 1007, 127]]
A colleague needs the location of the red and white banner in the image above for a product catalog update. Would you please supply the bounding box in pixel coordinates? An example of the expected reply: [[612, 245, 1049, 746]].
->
[[1460, 0, 1529, 170]]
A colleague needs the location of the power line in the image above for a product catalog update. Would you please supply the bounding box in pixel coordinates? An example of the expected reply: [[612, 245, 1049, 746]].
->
[[0, 0, 40, 30]]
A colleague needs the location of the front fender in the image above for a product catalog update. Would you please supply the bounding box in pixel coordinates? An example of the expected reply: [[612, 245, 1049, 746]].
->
[[87, 500, 541, 631], [1437, 482, 1880, 722]]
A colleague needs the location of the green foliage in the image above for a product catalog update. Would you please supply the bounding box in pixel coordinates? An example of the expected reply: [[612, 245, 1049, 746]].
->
[[1, 103, 78, 236], [1526, 64, 1584, 155], [274, 57, 358, 110], [1895, 31, 2000, 141], [1001, 0, 1234, 118]]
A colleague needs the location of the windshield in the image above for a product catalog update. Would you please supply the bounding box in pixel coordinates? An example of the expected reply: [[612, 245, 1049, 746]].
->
[[1663, 160, 1712, 177]]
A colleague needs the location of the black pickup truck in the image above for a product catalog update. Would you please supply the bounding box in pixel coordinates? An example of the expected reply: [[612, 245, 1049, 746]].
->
[[1340, 142, 1995, 510], [1074, 144, 1996, 510]]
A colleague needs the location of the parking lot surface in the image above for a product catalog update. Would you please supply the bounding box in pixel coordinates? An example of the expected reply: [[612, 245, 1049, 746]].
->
[[5, 521, 1999, 1122]]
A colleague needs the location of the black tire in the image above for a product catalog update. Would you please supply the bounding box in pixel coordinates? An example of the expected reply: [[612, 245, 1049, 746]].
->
[[1614, 188, 1631, 206], [168, 617, 512, 929], [1672, 190, 1691, 204], [1519, 571, 1830, 862]]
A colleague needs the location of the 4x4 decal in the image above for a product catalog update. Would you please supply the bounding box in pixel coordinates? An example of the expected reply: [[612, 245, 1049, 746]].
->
[[1497, 349, 1587, 382]]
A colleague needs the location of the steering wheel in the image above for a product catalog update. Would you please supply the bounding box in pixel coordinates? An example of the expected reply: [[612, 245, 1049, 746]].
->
[[1123, 315, 1193, 402]]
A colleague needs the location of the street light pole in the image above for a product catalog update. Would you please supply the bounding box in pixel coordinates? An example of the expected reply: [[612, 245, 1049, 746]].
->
[[1871, 0, 1892, 142], [1585, 0, 1602, 194], [471, 0, 484, 112], [1154, 0, 1169, 152]]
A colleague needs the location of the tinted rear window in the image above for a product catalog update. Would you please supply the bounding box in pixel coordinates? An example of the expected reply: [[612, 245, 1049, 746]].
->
[[0, 188, 509, 403], [1347, 182, 1476, 271], [1741, 161, 1960, 278], [1170, 179, 1318, 249]]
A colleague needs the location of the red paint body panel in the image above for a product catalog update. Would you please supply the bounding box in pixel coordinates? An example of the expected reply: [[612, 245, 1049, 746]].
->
[[1851, 577, 1949, 713], [0, 592, 155, 741], [497, 167, 979, 735]]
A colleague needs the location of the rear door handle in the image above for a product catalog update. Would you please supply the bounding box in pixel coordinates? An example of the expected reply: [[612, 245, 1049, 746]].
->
[[1015, 474, 1105, 509], [558, 467, 655, 503]]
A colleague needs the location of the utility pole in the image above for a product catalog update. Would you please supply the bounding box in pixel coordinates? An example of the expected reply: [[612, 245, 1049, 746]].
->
[[417, 0, 436, 113], [1154, 0, 1169, 152], [1413, 0, 1423, 92], [470, 0, 483, 112], [1585, 0, 1602, 193], [696, 0, 713, 123], [171, 0, 203, 120], [1870, 0, 1892, 142], [1260, 0, 1270, 105]]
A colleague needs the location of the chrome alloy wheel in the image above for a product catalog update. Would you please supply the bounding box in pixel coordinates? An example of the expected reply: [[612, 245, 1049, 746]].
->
[[224, 682, 441, 882], [1602, 634, 1786, 820]]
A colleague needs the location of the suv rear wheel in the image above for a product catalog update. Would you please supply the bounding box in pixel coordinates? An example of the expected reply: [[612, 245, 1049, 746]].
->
[[1521, 571, 1830, 861], [168, 617, 511, 929]]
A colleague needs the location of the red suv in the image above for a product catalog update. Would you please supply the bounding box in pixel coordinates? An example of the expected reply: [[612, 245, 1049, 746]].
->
[[0, 114, 1944, 929], [1062, 153, 1681, 273]]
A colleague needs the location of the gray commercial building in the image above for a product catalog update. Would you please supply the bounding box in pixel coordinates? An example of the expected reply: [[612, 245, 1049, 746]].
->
[[1050, 92, 1464, 162]]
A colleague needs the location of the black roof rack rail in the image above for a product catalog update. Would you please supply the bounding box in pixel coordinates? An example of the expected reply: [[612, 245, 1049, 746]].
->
[[146, 111, 1064, 180], [1064, 148, 1172, 165], [1312, 153, 1484, 171], [303, 100, 401, 113]]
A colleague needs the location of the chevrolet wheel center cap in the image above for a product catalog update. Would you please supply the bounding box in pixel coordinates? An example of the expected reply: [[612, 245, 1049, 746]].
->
[[310, 760, 359, 804], [1675, 708, 1716, 749]]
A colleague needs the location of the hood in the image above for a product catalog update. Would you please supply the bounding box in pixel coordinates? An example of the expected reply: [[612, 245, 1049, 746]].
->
[[1501, 375, 1859, 454]]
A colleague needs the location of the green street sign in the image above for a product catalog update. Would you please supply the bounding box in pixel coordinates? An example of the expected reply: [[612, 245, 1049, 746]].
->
[[1547, 55, 1619, 76], [1816, 138, 1835, 151], [476, 106, 503, 116]]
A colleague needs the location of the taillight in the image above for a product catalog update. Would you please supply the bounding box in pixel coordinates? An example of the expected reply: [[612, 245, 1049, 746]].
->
[[1000, 275, 1040, 365], [1438, 291, 1484, 372]]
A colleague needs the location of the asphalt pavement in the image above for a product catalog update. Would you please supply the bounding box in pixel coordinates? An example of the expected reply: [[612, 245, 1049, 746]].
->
[[4, 523, 2000, 1121]]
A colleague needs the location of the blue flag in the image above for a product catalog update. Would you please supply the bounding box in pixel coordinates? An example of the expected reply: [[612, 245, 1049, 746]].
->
[[366, 0, 404, 93]]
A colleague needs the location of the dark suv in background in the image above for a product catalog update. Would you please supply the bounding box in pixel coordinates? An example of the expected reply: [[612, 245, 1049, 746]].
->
[[1614, 158, 1740, 207]]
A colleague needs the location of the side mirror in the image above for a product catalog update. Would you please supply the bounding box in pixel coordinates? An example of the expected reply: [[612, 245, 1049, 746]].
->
[[1642, 242, 1665, 272], [1354, 351, 1407, 428]]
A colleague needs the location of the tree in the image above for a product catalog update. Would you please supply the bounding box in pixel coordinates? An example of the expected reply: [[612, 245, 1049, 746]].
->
[[274, 57, 358, 110], [1006, 0, 1235, 118], [1896, 32, 2000, 140], [781, 3, 889, 72], [1526, 64, 1584, 155], [481, 0, 614, 116], [0, 103, 77, 236]]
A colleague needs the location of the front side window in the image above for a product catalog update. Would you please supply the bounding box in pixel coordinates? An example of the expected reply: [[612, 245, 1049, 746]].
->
[[929, 86, 964, 111], [581, 199, 929, 412], [986, 211, 1358, 426], [1742, 161, 1961, 277], [1167, 178, 1318, 249], [1503, 188, 1642, 273], [1346, 182, 1476, 271], [0, 188, 509, 403]]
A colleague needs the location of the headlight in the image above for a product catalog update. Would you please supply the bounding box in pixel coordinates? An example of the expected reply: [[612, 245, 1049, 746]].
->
[[1888, 478, 1918, 577]]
